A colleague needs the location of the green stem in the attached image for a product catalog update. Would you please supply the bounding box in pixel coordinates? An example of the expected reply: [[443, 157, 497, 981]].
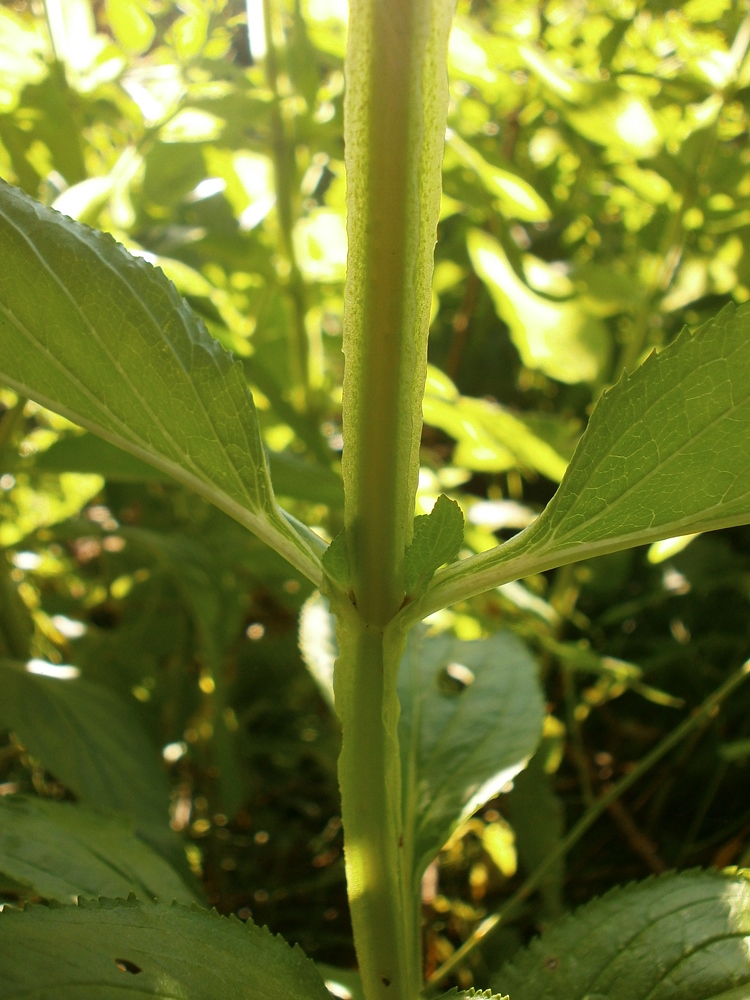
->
[[261, 0, 311, 414], [425, 657, 750, 990], [333, 605, 415, 1000], [333, 3, 455, 999]]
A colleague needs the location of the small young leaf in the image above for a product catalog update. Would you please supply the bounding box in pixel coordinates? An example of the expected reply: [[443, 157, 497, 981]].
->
[[322, 531, 351, 591], [0, 796, 197, 905], [493, 869, 750, 1000], [0, 896, 332, 1000], [404, 495, 464, 597]]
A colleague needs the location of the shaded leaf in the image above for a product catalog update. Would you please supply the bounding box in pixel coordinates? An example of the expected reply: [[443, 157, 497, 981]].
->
[[0, 896, 332, 1000], [0, 181, 320, 584], [0, 796, 197, 904], [399, 630, 544, 886], [506, 749, 565, 921], [0, 660, 168, 829], [404, 495, 464, 597], [494, 869, 750, 1000]]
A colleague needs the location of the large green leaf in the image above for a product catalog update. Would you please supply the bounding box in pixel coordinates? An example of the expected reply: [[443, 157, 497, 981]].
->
[[0, 660, 168, 828], [0, 896, 332, 1000], [399, 630, 544, 887], [493, 869, 750, 1000], [409, 303, 750, 619], [0, 181, 321, 584], [0, 796, 197, 904]]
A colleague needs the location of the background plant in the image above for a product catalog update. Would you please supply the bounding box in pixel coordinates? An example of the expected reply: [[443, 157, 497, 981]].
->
[[2, 1, 750, 998]]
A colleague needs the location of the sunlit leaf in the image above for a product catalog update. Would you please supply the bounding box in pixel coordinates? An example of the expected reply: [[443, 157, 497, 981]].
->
[[0, 181, 321, 584], [494, 869, 750, 1000], [298, 591, 338, 708], [566, 95, 662, 159], [413, 303, 750, 615], [294, 209, 348, 283], [104, 0, 155, 55], [447, 133, 550, 223], [0, 796, 197, 904], [0, 896, 332, 1000], [467, 229, 610, 384], [0, 472, 103, 548]]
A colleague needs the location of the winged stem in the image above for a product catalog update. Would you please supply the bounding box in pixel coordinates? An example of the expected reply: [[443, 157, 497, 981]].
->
[[333, 2, 455, 999]]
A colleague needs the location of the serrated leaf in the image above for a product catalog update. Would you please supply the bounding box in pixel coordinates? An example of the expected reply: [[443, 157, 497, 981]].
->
[[399, 630, 544, 886], [0, 660, 168, 829], [493, 869, 750, 1000], [0, 896, 332, 1000], [0, 796, 197, 904], [404, 495, 464, 597], [416, 302, 750, 617], [0, 181, 321, 584]]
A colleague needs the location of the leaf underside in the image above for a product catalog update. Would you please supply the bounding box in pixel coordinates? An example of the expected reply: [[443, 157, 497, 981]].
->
[[0, 896, 332, 1000], [421, 302, 750, 613], [494, 868, 750, 1000], [0, 181, 320, 582]]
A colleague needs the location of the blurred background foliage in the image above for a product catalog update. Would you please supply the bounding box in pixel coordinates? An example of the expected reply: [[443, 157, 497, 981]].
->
[[3, 0, 750, 985]]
